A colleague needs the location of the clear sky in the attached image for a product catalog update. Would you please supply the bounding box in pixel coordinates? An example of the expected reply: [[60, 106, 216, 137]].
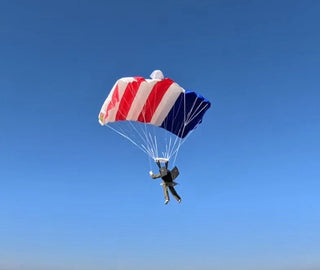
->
[[1, 0, 320, 269]]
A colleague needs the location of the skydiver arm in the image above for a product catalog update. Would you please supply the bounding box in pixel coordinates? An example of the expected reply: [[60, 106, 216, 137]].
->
[[149, 171, 161, 179]]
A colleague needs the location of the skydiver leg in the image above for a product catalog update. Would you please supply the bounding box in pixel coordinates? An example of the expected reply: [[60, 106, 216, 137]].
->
[[168, 186, 181, 203], [162, 182, 170, 204]]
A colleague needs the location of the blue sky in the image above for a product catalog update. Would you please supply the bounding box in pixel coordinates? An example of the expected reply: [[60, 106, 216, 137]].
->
[[1, 0, 320, 269]]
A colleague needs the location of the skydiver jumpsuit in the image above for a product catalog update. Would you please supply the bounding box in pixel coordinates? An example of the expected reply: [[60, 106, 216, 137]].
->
[[150, 165, 181, 203]]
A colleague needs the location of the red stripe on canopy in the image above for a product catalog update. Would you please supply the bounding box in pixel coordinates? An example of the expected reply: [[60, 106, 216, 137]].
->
[[137, 78, 174, 123], [115, 77, 145, 121], [104, 84, 119, 121]]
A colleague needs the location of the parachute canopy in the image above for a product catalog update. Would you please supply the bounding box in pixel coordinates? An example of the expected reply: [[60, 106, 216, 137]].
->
[[99, 70, 211, 139]]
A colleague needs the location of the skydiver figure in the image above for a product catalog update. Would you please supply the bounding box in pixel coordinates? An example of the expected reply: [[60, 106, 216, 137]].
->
[[149, 160, 182, 204]]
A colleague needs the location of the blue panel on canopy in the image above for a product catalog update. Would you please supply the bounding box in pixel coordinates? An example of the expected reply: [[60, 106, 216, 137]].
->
[[161, 90, 211, 138]]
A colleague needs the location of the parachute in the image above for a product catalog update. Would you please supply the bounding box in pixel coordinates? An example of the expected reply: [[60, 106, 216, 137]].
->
[[98, 70, 211, 163]]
